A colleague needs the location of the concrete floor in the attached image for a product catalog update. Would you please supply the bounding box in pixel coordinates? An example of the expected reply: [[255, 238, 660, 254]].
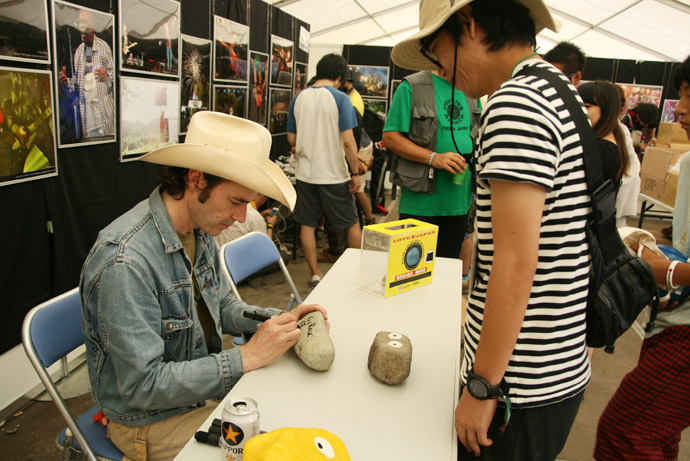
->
[[1, 206, 687, 460]]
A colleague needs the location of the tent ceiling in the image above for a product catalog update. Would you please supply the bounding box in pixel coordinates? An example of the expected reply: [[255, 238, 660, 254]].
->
[[268, 0, 690, 62]]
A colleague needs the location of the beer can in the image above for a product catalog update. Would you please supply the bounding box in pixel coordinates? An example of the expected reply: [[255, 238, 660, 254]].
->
[[220, 397, 260, 461]]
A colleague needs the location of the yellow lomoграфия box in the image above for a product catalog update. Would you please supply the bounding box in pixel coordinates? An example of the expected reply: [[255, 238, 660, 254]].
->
[[359, 219, 438, 298]]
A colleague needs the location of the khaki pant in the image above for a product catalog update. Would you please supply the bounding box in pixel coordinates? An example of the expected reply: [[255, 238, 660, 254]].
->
[[108, 401, 218, 461]]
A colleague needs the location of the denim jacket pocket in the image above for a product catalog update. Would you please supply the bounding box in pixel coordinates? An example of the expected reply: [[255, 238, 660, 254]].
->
[[161, 315, 193, 359]]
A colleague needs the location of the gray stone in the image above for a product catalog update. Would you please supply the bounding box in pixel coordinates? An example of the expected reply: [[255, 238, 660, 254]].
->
[[294, 312, 335, 371], [367, 331, 412, 385]]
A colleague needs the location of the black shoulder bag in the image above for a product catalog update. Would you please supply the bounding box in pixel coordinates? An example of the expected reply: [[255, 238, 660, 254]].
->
[[517, 65, 659, 352]]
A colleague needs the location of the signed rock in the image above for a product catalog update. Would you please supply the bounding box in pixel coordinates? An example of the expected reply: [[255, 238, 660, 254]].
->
[[294, 312, 334, 371], [368, 331, 412, 385]]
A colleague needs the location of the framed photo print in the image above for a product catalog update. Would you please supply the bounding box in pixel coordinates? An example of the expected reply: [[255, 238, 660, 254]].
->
[[120, 75, 179, 161], [53, 1, 116, 148], [270, 35, 293, 87], [180, 34, 211, 134], [293, 62, 307, 95], [390, 79, 401, 100], [662, 99, 680, 123], [616, 83, 664, 110], [269, 87, 291, 135], [0, 66, 57, 186], [213, 85, 247, 119], [214, 16, 249, 83], [364, 98, 387, 117], [248, 51, 269, 126], [119, 0, 180, 77], [0, 0, 50, 63], [349, 65, 389, 99]]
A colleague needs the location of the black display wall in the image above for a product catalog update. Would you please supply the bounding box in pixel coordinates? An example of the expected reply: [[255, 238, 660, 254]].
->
[[344, 44, 680, 120], [0, 0, 308, 355]]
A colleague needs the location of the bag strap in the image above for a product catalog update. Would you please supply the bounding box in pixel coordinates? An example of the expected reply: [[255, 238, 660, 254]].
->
[[517, 64, 659, 331], [516, 65, 620, 262]]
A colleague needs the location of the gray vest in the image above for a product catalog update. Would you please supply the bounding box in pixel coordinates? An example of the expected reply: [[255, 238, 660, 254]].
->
[[389, 71, 480, 195]]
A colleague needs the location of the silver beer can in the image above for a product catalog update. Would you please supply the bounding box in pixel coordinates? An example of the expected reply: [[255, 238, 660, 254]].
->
[[220, 397, 260, 461]]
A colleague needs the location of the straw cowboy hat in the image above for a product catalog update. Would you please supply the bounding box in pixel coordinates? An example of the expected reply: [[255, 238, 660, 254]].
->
[[140, 111, 296, 209], [392, 0, 560, 71]]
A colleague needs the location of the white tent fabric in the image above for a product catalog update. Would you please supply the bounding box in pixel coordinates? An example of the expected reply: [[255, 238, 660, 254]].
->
[[268, 0, 690, 63]]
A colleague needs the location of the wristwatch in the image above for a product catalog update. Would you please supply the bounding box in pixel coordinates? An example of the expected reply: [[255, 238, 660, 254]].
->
[[466, 371, 506, 400]]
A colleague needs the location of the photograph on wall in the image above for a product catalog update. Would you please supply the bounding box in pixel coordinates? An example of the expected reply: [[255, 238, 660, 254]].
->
[[617, 83, 663, 110], [119, 0, 180, 76], [293, 62, 307, 95], [270, 35, 293, 87], [180, 34, 211, 134], [0, 67, 56, 186], [390, 79, 401, 100], [662, 99, 680, 123], [214, 16, 248, 83], [248, 51, 269, 125], [349, 65, 389, 99], [213, 85, 247, 119], [120, 76, 179, 161], [53, 1, 116, 148], [269, 87, 291, 135], [0, 0, 50, 63], [298, 25, 309, 54], [364, 98, 387, 118]]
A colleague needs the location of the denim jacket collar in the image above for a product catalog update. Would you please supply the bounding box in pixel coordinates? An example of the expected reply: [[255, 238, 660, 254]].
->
[[149, 186, 186, 255]]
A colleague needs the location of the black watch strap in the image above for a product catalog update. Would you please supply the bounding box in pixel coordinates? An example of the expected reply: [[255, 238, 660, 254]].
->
[[467, 371, 507, 400]]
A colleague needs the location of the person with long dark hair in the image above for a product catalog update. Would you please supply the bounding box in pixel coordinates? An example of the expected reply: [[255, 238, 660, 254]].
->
[[578, 80, 631, 193], [596, 54, 690, 460]]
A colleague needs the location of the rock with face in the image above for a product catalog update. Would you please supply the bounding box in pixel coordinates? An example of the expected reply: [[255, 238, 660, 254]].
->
[[294, 311, 335, 371], [367, 331, 412, 385]]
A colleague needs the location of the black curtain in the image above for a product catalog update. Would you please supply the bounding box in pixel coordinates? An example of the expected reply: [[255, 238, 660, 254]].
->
[[214, 0, 247, 24], [582, 57, 616, 81], [615, 59, 636, 84], [182, 0, 212, 39], [249, 0, 269, 54]]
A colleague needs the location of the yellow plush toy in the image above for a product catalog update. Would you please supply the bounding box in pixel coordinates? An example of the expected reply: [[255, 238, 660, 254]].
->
[[243, 427, 351, 460]]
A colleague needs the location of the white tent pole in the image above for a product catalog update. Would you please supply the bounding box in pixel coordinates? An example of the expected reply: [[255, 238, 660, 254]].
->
[[549, 3, 676, 62], [310, 0, 420, 38], [654, 0, 690, 15]]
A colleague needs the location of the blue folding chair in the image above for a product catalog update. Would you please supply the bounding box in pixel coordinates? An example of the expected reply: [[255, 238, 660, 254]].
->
[[22, 288, 124, 461], [220, 232, 303, 345]]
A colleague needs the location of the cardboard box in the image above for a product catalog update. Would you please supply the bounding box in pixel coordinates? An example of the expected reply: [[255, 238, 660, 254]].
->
[[640, 147, 687, 205], [359, 219, 438, 298], [657, 123, 690, 145], [664, 169, 679, 207]]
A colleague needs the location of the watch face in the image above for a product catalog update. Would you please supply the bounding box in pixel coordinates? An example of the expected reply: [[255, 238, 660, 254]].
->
[[468, 378, 489, 400]]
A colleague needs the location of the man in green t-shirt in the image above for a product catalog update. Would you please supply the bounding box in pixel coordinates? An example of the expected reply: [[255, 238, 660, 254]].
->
[[382, 70, 473, 258]]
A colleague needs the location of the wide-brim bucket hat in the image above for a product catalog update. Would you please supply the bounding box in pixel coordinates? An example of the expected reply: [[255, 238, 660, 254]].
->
[[140, 111, 296, 209], [392, 0, 560, 71]]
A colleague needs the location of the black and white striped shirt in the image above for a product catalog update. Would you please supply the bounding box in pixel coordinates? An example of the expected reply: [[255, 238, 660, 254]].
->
[[463, 60, 592, 408]]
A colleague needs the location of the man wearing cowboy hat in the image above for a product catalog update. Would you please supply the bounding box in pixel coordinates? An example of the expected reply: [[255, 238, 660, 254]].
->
[[80, 111, 327, 460], [393, 0, 591, 459]]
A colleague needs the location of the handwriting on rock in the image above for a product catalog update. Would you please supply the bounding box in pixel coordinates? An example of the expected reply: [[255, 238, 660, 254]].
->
[[298, 318, 317, 337]]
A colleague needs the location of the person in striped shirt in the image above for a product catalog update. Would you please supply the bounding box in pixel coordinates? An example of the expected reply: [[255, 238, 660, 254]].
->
[[392, 0, 591, 459]]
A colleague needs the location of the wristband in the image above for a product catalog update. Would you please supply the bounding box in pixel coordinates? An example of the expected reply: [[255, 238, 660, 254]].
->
[[667, 260, 680, 290], [267, 223, 274, 229], [428, 152, 436, 167]]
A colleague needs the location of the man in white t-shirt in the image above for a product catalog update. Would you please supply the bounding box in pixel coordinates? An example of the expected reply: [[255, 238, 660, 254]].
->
[[287, 53, 362, 287]]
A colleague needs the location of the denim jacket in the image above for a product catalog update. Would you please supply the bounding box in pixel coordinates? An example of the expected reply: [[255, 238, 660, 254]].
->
[[80, 187, 279, 426]]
